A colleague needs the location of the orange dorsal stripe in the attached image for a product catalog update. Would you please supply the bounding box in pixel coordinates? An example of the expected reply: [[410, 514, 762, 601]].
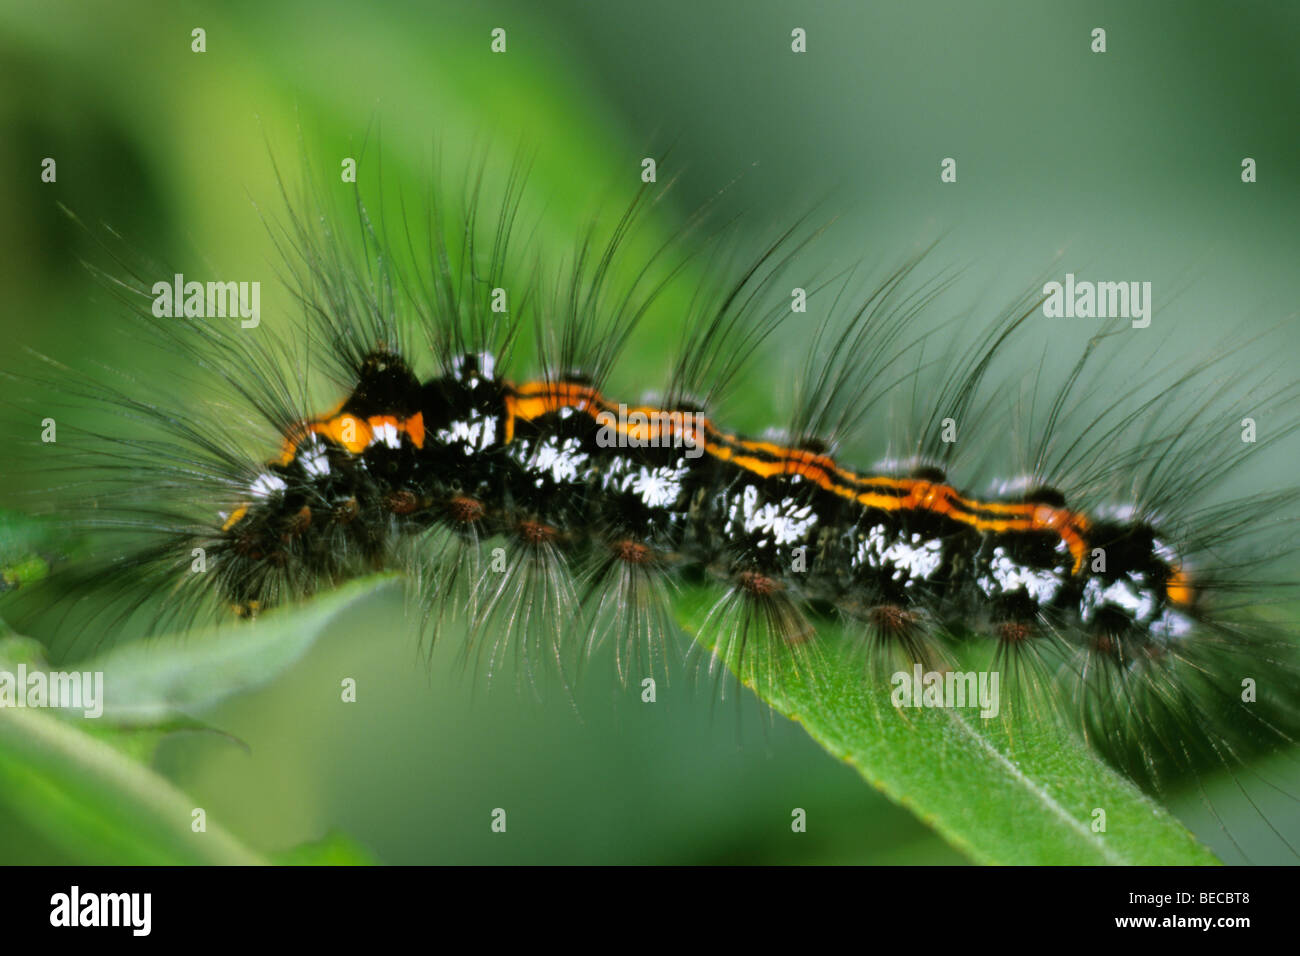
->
[[277, 411, 426, 464], [262, 379, 1147, 587], [503, 380, 1093, 573]]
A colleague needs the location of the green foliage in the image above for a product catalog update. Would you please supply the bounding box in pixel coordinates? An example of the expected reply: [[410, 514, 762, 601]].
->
[[272, 831, 378, 866], [0, 578, 393, 865], [81, 577, 397, 727], [676, 587, 1219, 865], [0, 512, 60, 593]]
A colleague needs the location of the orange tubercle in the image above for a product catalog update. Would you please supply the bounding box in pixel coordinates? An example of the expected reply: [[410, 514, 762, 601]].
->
[[1165, 566, 1195, 606]]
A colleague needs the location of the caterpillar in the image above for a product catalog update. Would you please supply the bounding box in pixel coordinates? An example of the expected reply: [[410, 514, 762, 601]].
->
[[6, 156, 1299, 862], [223, 339, 1187, 659]]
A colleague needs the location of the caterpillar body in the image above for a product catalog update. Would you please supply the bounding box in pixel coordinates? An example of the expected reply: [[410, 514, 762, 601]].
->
[[224, 347, 1194, 663]]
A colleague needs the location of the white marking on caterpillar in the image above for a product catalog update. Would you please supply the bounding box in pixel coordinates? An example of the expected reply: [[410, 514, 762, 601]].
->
[[726, 485, 817, 549], [886, 535, 943, 584], [883, 536, 942, 585], [371, 421, 401, 449], [437, 412, 498, 454], [1080, 574, 1157, 623], [630, 466, 683, 508], [977, 547, 1064, 603], [1149, 608, 1194, 640], [853, 524, 889, 569], [989, 474, 1039, 496], [249, 473, 287, 498], [1151, 537, 1180, 565], [299, 440, 331, 478], [854, 525, 943, 585], [599, 456, 689, 509], [451, 351, 496, 385], [524, 436, 588, 485]]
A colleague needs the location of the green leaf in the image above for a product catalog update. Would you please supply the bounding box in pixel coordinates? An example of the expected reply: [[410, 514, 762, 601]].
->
[[0, 635, 49, 668], [677, 586, 1219, 865], [0, 704, 265, 864], [0, 510, 60, 592], [0, 578, 396, 863], [273, 831, 378, 866], [82, 574, 397, 727], [1, 632, 247, 762]]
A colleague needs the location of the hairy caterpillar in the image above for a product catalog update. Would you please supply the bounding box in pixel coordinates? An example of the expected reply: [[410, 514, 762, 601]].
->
[[6, 156, 1299, 862]]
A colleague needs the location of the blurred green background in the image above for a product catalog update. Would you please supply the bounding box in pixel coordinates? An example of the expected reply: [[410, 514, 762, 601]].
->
[[0, 0, 1297, 864]]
